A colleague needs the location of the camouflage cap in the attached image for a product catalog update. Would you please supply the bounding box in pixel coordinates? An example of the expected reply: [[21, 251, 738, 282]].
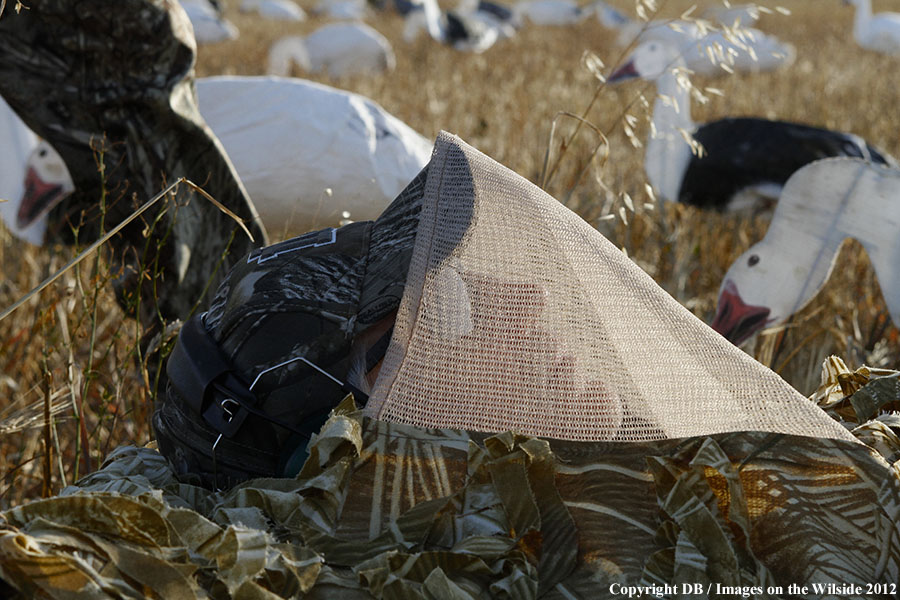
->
[[203, 164, 428, 370], [156, 165, 428, 488]]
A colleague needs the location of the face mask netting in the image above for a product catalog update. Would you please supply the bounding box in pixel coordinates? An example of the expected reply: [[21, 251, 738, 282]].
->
[[366, 132, 856, 444]]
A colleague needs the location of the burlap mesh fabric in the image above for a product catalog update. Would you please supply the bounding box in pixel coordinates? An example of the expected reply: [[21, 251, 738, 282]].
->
[[366, 132, 857, 443]]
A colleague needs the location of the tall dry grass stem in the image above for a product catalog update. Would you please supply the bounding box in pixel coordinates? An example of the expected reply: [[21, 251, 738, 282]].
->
[[540, 111, 610, 197], [40, 351, 52, 498]]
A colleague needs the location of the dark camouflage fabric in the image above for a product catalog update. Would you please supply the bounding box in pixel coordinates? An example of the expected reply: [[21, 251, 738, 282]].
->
[[0, 0, 267, 328], [154, 168, 427, 488]]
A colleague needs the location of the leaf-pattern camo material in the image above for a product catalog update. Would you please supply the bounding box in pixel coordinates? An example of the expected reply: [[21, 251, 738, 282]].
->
[[4, 377, 900, 598], [810, 355, 900, 424]]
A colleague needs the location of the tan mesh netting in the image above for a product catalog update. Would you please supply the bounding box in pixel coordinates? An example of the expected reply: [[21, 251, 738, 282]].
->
[[365, 132, 857, 443]]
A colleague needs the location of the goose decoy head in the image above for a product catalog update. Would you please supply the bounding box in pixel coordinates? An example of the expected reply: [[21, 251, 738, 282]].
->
[[18, 140, 74, 231], [608, 41, 683, 83]]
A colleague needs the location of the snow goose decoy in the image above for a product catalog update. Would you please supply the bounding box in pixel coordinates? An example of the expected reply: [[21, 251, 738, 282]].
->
[[312, 0, 372, 20], [608, 41, 894, 212], [15, 76, 433, 240], [239, 0, 307, 21], [703, 3, 761, 26], [267, 23, 396, 78], [845, 0, 900, 55], [0, 97, 45, 245], [588, 1, 631, 29], [404, 0, 502, 52], [513, 0, 588, 26], [602, 9, 794, 76], [181, 0, 239, 43], [712, 157, 900, 345]]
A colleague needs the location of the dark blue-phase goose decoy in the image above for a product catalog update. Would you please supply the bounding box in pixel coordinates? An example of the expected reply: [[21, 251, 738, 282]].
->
[[404, 0, 505, 51], [609, 41, 895, 213]]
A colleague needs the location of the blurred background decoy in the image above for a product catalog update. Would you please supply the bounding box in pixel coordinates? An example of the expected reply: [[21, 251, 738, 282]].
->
[[239, 0, 307, 21], [266, 22, 396, 77], [844, 0, 900, 55], [181, 0, 240, 43], [14, 76, 433, 241], [608, 41, 894, 213]]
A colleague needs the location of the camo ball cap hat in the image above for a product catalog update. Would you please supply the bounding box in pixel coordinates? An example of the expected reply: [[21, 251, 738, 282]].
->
[[154, 164, 428, 489]]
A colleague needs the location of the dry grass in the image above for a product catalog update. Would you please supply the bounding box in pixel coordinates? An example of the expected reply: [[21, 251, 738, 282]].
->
[[1, 0, 900, 507]]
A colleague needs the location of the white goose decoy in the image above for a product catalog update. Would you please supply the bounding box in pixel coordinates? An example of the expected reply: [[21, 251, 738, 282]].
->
[[712, 157, 900, 345], [603, 9, 794, 76], [267, 23, 396, 78], [845, 0, 900, 55], [239, 0, 307, 21], [0, 97, 45, 245], [181, 0, 239, 44], [13, 76, 434, 241], [404, 0, 501, 52], [513, 0, 587, 26], [703, 3, 761, 26], [589, 1, 631, 29], [313, 0, 372, 20], [608, 41, 894, 212]]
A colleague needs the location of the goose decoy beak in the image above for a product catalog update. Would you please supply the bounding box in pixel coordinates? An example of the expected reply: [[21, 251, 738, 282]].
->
[[608, 59, 639, 83], [17, 165, 70, 230], [712, 280, 772, 346]]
